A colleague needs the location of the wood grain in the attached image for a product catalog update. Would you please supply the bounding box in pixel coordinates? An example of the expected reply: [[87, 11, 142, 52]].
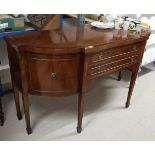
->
[[5, 25, 150, 134]]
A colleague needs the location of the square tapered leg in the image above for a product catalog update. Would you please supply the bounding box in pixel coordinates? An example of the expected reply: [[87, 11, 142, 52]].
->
[[0, 97, 4, 126]]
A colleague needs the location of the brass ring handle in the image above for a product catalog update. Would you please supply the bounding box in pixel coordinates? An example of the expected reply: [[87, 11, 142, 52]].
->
[[51, 73, 57, 80], [132, 46, 137, 52], [98, 55, 102, 60], [130, 58, 134, 63]]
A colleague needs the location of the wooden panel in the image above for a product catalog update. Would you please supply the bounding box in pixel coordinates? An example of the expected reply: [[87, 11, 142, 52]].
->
[[88, 55, 138, 79], [41, 15, 60, 30], [27, 53, 80, 96], [5, 25, 150, 55], [6, 44, 22, 90], [27, 14, 60, 30], [88, 43, 141, 64]]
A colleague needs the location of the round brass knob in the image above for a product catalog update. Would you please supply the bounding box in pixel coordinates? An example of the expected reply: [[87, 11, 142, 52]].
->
[[133, 46, 137, 52], [51, 73, 57, 80], [98, 55, 102, 60], [130, 58, 134, 63]]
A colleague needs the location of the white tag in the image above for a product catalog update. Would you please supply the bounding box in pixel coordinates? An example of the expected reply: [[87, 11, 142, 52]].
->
[[0, 23, 8, 29]]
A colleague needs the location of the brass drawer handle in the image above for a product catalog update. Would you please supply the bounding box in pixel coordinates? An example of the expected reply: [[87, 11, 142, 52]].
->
[[130, 58, 134, 63], [51, 73, 57, 80], [132, 46, 137, 52], [98, 55, 103, 60]]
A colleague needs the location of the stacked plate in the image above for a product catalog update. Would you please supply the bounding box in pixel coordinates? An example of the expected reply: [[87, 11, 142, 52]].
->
[[91, 21, 114, 29]]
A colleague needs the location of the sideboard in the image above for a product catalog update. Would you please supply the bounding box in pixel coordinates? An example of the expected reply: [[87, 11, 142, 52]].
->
[[5, 25, 150, 134]]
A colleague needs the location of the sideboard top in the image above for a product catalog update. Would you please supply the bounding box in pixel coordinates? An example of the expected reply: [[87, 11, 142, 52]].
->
[[5, 25, 150, 54]]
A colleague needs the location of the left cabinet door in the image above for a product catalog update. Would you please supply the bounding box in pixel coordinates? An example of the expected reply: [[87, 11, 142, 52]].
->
[[27, 53, 80, 96]]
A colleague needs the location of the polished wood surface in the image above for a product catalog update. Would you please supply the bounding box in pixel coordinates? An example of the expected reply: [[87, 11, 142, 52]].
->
[[27, 54, 80, 96], [5, 25, 149, 53], [5, 25, 150, 134]]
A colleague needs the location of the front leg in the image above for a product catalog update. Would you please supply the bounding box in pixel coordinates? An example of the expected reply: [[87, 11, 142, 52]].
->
[[126, 68, 139, 108], [77, 93, 85, 133], [118, 71, 122, 81], [22, 94, 32, 135], [13, 84, 22, 120], [0, 97, 4, 126]]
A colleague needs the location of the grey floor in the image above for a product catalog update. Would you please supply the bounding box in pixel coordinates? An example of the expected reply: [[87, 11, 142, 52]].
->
[[0, 64, 155, 141]]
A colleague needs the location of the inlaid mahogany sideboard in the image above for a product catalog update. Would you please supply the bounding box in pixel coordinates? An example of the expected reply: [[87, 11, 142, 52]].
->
[[5, 25, 150, 135]]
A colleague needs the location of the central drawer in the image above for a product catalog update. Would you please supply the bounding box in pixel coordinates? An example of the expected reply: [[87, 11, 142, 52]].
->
[[88, 55, 138, 78], [87, 43, 141, 79], [88, 43, 141, 64], [27, 54, 80, 95]]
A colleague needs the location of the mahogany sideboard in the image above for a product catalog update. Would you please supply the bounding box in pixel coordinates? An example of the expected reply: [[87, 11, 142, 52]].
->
[[5, 25, 150, 135]]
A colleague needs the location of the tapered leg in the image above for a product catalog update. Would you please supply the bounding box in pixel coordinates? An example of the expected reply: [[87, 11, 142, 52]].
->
[[0, 97, 4, 126], [77, 93, 85, 133], [118, 71, 122, 81], [22, 94, 32, 135], [126, 69, 138, 108], [13, 85, 22, 120]]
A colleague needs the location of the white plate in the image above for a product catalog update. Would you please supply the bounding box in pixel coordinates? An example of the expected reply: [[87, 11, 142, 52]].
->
[[91, 21, 114, 29]]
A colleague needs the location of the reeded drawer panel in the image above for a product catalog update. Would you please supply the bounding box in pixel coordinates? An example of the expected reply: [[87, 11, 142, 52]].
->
[[88, 51, 139, 68], [88, 43, 141, 64], [27, 54, 80, 94], [88, 55, 138, 79]]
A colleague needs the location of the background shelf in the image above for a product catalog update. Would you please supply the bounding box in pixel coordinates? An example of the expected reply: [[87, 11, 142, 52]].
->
[[0, 39, 9, 71]]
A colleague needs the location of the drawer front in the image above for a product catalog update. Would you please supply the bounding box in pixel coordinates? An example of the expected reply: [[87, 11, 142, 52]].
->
[[88, 55, 138, 79], [88, 43, 141, 64], [87, 44, 141, 79], [27, 54, 80, 95]]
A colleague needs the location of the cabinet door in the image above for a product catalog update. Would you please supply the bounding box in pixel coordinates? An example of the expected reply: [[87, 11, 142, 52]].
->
[[27, 53, 80, 96]]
